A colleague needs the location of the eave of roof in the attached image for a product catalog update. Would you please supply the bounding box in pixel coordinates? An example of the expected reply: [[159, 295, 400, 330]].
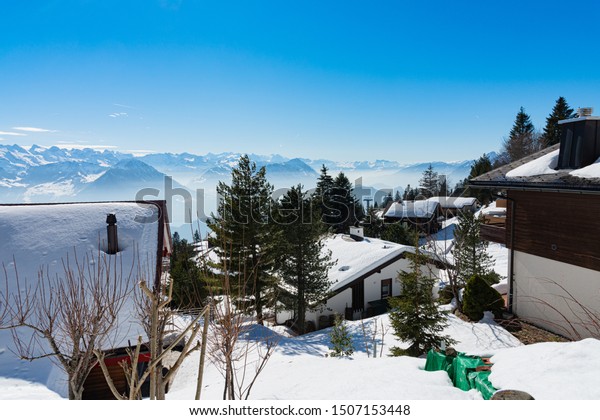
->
[[468, 144, 600, 194]]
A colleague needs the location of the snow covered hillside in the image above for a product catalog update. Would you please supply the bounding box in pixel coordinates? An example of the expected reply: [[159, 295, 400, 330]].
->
[[4, 312, 599, 400]]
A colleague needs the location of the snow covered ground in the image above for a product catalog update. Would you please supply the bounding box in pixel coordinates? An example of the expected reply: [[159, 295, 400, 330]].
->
[[1, 311, 599, 400], [2, 204, 599, 401], [166, 312, 520, 401]]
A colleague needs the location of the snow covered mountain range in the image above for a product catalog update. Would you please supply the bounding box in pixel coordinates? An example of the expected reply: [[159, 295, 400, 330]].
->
[[0, 143, 492, 206]]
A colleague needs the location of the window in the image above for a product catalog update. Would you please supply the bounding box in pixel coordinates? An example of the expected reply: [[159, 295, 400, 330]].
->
[[381, 278, 392, 299]]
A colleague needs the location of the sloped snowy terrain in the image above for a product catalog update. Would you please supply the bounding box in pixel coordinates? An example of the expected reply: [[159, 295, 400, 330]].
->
[[2, 309, 600, 400]]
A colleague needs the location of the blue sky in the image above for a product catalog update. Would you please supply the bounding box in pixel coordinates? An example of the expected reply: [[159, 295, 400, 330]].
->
[[1, 0, 599, 162]]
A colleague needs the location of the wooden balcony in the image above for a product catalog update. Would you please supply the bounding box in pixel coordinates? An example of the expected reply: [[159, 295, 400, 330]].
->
[[480, 224, 507, 245]]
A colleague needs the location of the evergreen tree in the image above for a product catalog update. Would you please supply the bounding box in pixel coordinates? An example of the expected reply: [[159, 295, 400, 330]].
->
[[326, 172, 363, 233], [402, 185, 410, 201], [380, 222, 412, 245], [464, 154, 494, 204], [274, 185, 333, 334], [313, 165, 335, 229], [438, 177, 449, 197], [542, 97, 576, 147], [394, 190, 402, 202], [453, 210, 499, 289], [170, 232, 212, 308], [329, 314, 355, 357], [501, 107, 540, 162], [382, 192, 393, 208], [419, 164, 439, 198], [403, 184, 418, 201], [207, 155, 278, 324], [389, 245, 454, 357]]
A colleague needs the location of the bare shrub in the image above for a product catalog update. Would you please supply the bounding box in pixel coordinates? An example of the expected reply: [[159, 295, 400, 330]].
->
[[208, 267, 278, 400], [2, 250, 134, 400]]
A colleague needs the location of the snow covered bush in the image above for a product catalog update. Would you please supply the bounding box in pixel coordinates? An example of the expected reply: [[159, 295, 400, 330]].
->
[[462, 274, 504, 321], [329, 314, 354, 357]]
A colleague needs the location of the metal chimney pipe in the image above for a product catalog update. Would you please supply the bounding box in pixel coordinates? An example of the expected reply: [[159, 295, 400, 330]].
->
[[106, 213, 118, 254]]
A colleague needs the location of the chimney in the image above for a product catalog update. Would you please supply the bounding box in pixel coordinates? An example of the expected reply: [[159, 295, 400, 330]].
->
[[106, 213, 119, 254], [349, 226, 364, 241], [557, 107, 600, 170]]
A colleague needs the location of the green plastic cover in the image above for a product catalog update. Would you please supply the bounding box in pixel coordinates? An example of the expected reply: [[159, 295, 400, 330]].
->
[[425, 349, 497, 398], [451, 355, 485, 391], [468, 370, 497, 400], [424, 349, 455, 380]]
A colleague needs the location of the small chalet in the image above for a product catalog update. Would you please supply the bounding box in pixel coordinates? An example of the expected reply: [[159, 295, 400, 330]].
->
[[276, 227, 444, 329], [426, 196, 479, 218], [469, 108, 600, 339], [0, 201, 171, 399], [383, 200, 442, 234]]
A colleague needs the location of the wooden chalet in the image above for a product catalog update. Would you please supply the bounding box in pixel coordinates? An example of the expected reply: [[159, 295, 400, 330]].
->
[[383, 200, 442, 234], [469, 108, 600, 339], [0, 200, 172, 399], [426, 196, 479, 219]]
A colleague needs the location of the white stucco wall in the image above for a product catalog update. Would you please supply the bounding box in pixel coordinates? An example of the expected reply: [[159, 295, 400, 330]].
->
[[512, 251, 600, 339], [306, 288, 353, 325], [305, 259, 439, 327]]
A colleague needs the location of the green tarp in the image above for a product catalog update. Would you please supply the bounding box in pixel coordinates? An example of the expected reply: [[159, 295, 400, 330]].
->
[[425, 349, 497, 399], [468, 370, 496, 400], [452, 354, 485, 391]]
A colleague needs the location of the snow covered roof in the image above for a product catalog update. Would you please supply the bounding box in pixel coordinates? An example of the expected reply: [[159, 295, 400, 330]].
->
[[426, 196, 478, 209], [322, 234, 435, 292], [384, 200, 439, 219], [0, 202, 167, 272], [0, 201, 169, 388], [469, 143, 600, 192]]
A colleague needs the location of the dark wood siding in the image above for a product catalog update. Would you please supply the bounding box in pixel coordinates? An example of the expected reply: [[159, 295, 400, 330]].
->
[[480, 224, 507, 245], [507, 190, 600, 271], [83, 363, 129, 400]]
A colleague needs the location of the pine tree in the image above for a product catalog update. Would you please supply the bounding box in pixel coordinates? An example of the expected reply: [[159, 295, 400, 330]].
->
[[388, 245, 454, 357], [438, 177, 448, 197], [542, 97, 576, 147], [313, 165, 335, 230], [274, 185, 333, 334], [502, 107, 540, 162], [326, 172, 363, 233], [403, 184, 418, 201], [453, 210, 498, 288], [382, 192, 393, 208], [394, 190, 402, 202], [464, 154, 494, 204], [402, 184, 410, 201], [329, 314, 355, 357], [170, 232, 212, 308], [380, 222, 412, 245], [207, 155, 278, 324], [419, 164, 439, 198]]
